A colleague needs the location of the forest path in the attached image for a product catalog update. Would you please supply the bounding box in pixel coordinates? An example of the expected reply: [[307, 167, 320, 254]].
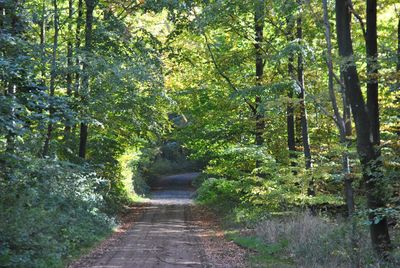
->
[[80, 172, 212, 268]]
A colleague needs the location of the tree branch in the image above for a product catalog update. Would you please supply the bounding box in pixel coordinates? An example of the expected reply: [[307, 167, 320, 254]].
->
[[203, 33, 257, 114], [347, 0, 367, 41]]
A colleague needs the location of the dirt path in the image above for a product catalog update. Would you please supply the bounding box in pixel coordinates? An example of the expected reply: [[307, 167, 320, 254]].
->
[[75, 173, 209, 267], [70, 173, 246, 268]]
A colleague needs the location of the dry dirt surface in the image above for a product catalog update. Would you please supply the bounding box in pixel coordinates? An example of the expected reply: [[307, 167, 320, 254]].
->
[[68, 173, 247, 268]]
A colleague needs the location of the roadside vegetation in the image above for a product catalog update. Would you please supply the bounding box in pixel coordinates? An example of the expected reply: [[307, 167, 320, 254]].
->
[[0, 0, 399, 267]]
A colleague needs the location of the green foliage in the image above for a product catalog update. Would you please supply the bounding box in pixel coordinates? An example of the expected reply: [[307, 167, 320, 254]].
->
[[0, 159, 115, 267], [196, 145, 345, 224], [226, 232, 291, 267], [0, 0, 399, 266], [197, 178, 242, 209]]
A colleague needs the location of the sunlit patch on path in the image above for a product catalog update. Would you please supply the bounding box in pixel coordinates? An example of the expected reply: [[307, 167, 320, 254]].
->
[[75, 173, 214, 268]]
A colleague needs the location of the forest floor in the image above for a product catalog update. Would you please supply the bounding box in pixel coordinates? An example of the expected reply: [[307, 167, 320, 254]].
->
[[68, 173, 247, 268]]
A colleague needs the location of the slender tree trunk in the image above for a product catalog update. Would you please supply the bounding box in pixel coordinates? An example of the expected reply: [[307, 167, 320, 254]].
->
[[335, 0, 391, 257], [396, 16, 399, 136], [67, 0, 73, 96], [0, 4, 4, 95], [287, 17, 296, 159], [287, 53, 296, 155], [42, 0, 59, 157], [0, 2, 4, 29], [341, 74, 353, 137], [322, 0, 354, 217], [79, 0, 96, 159], [40, 0, 46, 82], [5, 84, 16, 155], [65, 0, 73, 134], [322, 11, 357, 266], [254, 0, 265, 146], [75, 0, 83, 98], [366, 0, 379, 145], [296, 0, 312, 171], [397, 17, 400, 77], [4, 1, 22, 156]]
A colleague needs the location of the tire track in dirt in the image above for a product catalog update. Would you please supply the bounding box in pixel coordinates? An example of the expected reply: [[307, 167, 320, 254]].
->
[[72, 173, 211, 267], [70, 173, 246, 268]]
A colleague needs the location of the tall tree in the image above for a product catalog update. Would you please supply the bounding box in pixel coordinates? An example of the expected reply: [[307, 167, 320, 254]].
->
[[67, 0, 73, 97], [3, 0, 24, 156], [296, 0, 312, 171], [322, 0, 354, 217], [254, 0, 265, 146], [286, 15, 296, 159], [79, 0, 96, 159], [366, 0, 379, 145], [75, 0, 83, 97], [397, 15, 400, 91], [65, 0, 74, 134], [335, 0, 391, 257], [39, 0, 46, 82], [42, 0, 59, 157], [397, 14, 400, 137]]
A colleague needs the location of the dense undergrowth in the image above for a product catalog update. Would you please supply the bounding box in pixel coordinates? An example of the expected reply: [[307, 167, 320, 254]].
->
[[194, 145, 400, 267], [0, 159, 118, 267]]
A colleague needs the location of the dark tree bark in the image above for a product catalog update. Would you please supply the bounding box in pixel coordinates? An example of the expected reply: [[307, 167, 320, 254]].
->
[[296, 0, 314, 215], [397, 16, 400, 91], [79, 0, 96, 159], [366, 0, 379, 146], [341, 76, 353, 137], [40, 0, 46, 82], [335, 0, 391, 257], [254, 0, 265, 146], [322, 0, 354, 217], [286, 17, 296, 158], [67, 0, 73, 97], [396, 16, 399, 136], [75, 0, 83, 97], [4, 0, 23, 155], [65, 0, 74, 134], [42, 0, 59, 157], [287, 52, 296, 155], [296, 0, 312, 171], [0, 3, 4, 29]]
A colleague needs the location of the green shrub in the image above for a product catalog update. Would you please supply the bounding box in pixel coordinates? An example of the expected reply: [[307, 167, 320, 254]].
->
[[0, 159, 115, 267], [195, 145, 345, 224], [196, 178, 242, 210]]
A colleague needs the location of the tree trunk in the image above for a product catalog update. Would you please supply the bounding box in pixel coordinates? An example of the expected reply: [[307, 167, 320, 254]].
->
[[396, 16, 399, 136], [40, 0, 46, 82], [79, 0, 96, 159], [322, 0, 354, 217], [335, 0, 391, 257], [75, 0, 83, 97], [341, 75, 353, 137], [286, 17, 296, 159], [296, 0, 312, 171], [65, 0, 73, 134], [398, 17, 400, 76], [5, 84, 16, 155], [366, 0, 379, 146], [254, 0, 265, 146], [287, 53, 296, 155], [42, 0, 59, 157], [4, 1, 22, 156]]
